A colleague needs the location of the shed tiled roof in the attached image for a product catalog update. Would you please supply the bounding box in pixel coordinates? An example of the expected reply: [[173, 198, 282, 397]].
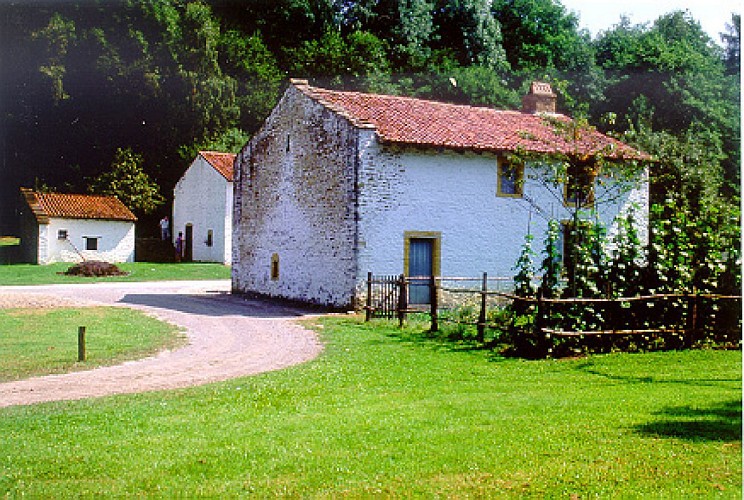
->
[[200, 151, 236, 181], [20, 188, 137, 223], [294, 81, 648, 160]]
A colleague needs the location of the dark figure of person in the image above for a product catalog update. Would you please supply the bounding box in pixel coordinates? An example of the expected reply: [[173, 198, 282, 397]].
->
[[175, 231, 184, 262], [159, 216, 170, 240]]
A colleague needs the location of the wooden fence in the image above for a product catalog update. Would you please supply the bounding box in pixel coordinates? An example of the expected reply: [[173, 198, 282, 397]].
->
[[364, 272, 742, 354]]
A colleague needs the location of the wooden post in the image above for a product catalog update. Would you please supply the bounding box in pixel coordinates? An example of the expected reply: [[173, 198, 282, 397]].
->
[[397, 274, 407, 328], [78, 326, 86, 362], [430, 275, 438, 332], [534, 293, 549, 358], [477, 272, 487, 343], [366, 271, 373, 322]]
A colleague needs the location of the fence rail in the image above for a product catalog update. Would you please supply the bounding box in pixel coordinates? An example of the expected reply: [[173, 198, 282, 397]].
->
[[364, 272, 742, 355]]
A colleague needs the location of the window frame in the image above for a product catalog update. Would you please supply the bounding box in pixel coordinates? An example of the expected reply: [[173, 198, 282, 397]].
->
[[563, 165, 596, 208], [84, 236, 99, 251], [497, 158, 524, 198]]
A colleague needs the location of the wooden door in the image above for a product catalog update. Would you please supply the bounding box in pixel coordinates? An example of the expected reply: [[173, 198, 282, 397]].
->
[[408, 238, 433, 304]]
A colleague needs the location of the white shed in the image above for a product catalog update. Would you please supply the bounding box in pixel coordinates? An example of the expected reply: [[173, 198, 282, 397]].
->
[[19, 188, 137, 264], [172, 151, 235, 264]]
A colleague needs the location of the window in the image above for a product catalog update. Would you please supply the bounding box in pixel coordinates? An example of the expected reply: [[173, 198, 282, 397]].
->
[[57, 229, 68, 240], [206, 230, 213, 247], [84, 237, 99, 251], [271, 253, 280, 280], [564, 164, 595, 208], [497, 159, 524, 197]]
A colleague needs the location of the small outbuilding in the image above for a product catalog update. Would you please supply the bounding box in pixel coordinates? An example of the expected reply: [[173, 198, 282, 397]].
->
[[172, 151, 236, 264], [18, 188, 137, 264]]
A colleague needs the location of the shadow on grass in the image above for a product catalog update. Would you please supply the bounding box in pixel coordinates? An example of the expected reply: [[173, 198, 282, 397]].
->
[[635, 399, 742, 442], [574, 361, 742, 387], [364, 318, 512, 360]]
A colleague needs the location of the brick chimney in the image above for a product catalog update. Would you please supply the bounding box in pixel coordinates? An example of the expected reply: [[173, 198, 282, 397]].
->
[[522, 81, 557, 114]]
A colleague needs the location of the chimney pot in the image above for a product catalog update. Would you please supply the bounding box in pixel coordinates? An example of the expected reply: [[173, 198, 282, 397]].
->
[[522, 81, 557, 114]]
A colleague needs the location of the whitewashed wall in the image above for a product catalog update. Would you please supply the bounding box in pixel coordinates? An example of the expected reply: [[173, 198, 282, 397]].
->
[[173, 156, 232, 264], [40, 218, 135, 264], [356, 132, 649, 282], [232, 86, 359, 308]]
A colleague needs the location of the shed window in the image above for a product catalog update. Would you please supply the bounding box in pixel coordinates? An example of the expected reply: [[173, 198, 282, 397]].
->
[[271, 253, 280, 281], [206, 230, 213, 247], [57, 229, 68, 240], [84, 237, 99, 251]]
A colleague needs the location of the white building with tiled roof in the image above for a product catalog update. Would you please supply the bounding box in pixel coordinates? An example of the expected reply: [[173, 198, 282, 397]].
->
[[233, 80, 650, 309], [18, 188, 137, 264], [172, 151, 236, 264]]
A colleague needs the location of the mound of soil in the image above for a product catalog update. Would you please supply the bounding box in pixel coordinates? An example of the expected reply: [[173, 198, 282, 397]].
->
[[63, 260, 129, 277]]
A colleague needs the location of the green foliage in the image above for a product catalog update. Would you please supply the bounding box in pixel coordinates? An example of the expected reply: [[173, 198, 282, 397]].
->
[[178, 127, 250, 162], [286, 29, 389, 79], [512, 233, 536, 298], [434, 0, 508, 70], [88, 148, 164, 216], [608, 205, 644, 297], [721, 13, 740, 75], [31, 12, 76, 102], [493, 0, 594, 72], [538, 219, 562, 299]]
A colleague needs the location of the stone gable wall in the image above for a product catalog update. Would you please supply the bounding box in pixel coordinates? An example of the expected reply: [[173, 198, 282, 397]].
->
[[232, 86, 359, 308]]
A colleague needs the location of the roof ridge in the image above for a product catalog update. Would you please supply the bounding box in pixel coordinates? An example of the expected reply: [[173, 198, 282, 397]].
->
[[20, 189, 137, 222], [198, 151, 236, 181], [288, 80, 649, 160]]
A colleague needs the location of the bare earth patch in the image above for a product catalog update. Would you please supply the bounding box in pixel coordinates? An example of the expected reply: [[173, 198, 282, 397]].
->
[[0, 281, 323, 408]]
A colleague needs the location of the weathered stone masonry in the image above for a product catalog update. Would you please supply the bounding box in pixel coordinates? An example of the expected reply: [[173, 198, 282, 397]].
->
[[233, 84, 361, 308]]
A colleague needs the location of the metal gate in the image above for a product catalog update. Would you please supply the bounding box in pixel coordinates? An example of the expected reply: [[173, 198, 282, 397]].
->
[[365, 273, 403, 319]]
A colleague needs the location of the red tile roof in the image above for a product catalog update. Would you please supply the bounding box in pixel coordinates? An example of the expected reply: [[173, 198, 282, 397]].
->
[[20, 189, 137, 223], [200, 151, 236, 181], [294, 81, 648, 160]]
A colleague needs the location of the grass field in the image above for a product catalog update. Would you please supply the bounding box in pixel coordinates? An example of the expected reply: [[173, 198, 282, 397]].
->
[[0, 262, 230, 285], [0, 307, 184, 381], [0, 316, 740, 497]]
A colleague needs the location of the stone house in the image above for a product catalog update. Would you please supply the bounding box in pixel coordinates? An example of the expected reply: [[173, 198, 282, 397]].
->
[[232, 79, 649, 309], [173, 151, 236, 264], [18, 188, 137, 264]]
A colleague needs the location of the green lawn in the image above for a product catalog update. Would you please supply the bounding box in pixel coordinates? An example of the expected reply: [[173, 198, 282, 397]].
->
[[0, 307, 185, 381], [0, 316, 740, 497], [0, 262, 231, 285]]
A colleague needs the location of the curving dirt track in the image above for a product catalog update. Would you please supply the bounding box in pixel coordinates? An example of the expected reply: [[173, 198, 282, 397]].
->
[[0, 281, 323, 408]]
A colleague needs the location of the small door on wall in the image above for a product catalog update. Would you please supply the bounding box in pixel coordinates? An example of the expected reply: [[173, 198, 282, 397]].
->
[[408, 238, 433, 304]]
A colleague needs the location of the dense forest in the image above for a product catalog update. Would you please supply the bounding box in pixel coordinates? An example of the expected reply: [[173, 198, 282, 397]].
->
[[0, 0, 740, 246]]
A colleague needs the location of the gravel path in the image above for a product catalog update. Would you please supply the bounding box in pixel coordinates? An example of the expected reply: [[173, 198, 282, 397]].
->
[[0, 281, 323, 408]]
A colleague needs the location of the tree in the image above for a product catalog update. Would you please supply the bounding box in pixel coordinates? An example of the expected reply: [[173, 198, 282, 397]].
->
[[493, 0, 594, 72], [343, 0, 436, 70], [433, 0, 508, 70], [88, 148, 164, 216], [31, 12, 76, 103], [721, 13, 740, 75]]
